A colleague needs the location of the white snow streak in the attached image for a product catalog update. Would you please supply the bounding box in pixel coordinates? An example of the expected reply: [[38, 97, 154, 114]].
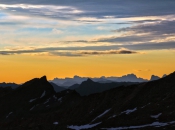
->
[[40, 91, 46, 98], [101, 121, 175, 130], [53, 122, 59, 125], [43, 99, 50, 104], [29, 98, 36, 102], [53, 95, 57, 100], [151, 113, 162, 118], [67, 122, 101, 130], [92, 109, 111, 122], [108, 115, 116, 119], [6, 112, 13, 118], [58, 97, 62, 102], [121, 108, 137, 115], [30, 106, 35, 111], [141, 103, 150, 108]]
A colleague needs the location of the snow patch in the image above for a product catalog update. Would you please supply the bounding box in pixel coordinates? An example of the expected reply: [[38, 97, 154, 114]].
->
[[53, 122, 59, 125], [108, 115, 116, 119], [121, 107, 137, 115], [40, 91, 46, 98], [58, 97, 62, 102], [6, 112, 13, 118], [67, 122, 101, 130], [29, 98, 36, 103], [30, 106, 35, 111], [92, 109, 111, 122], [90, 109, 94, 114], [53, 95, 57, 100], [101, 121, 175, 130], [141, 103, 150, 108], [43, 99, 50, 104], [151, 113, 162, 118]]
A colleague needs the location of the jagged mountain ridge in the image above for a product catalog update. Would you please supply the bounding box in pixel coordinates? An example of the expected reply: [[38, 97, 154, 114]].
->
[[50, 73, 163, 87], [0, 83, 19, 89], [0, 72, 175, 129], [74, 78, 138, 96]]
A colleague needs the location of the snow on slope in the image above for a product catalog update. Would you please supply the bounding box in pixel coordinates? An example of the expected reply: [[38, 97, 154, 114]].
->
[[101, 121, 175, 130], [92, 109, 111, 122], [67, 122, 101, 130]]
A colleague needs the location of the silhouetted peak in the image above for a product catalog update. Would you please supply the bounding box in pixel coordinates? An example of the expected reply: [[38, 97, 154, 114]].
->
[[165, 71, 175, 79], [150, 75, 160, 81], [74, 75, 81, 79], [86, 78, 94, 82], [162, 74, 167, 78], [40, 76, 47, 82], [122, 74, 137, 78], [127, 74, 137, 77], [100, 76, 106, 79]]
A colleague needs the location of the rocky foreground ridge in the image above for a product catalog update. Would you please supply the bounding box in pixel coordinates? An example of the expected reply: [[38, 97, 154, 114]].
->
[[0, 72, 175, 129]]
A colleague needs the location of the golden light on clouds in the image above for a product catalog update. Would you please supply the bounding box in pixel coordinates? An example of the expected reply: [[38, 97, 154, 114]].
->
[[0, 0, 175, 83], [0, 49, 174, 83]]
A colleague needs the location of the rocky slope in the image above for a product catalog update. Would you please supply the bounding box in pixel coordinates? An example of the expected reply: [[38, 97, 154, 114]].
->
[[0, 72, 175, 129]]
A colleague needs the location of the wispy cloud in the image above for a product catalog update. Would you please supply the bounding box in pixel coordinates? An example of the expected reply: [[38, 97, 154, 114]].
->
[[0, 47, 137, 57], [1, 0, 175, 55]]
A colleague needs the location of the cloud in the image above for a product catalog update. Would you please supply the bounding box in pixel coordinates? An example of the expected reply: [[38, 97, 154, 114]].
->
[[52, 28, 63, 34], [0, 47, 137, 56], [115, 20, 175, 35], [134, 69, 151, 72], [1, 0, 175, 54], [79, 49, 137, 55], [1, 0, 175, 22]]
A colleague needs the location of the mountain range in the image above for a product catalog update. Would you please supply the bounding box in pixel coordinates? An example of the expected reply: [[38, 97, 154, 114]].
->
[[0, 83, 19, 89], [0, 71, 175, 129], [50, 74, 165, 87]]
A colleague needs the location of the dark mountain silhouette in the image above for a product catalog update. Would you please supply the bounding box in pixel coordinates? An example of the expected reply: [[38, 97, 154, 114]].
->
[[0, 87, 13, 97], [50, 82, 66, 92], [50, 74, 148, 87], [0, 72, 175, 129], [0, 76, 55, 125], [116, 74, 146, 82], [68, 83, 80, 90], [0, 83, 19, 89], [75, 78, 138, 96], [162, 74, 167, 78]]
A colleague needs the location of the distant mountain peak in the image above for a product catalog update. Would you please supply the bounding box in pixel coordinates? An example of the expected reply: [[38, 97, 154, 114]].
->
[[40, 76, 47, 81], [74, 75, 81, 78], [162, 74, 167, 78], [150, 75, 160, 81], [127, 73, 137, 77], [86, 78, 94, 82]]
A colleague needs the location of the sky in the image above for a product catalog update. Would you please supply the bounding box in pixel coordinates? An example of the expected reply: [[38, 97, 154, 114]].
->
[[0, 0, 175, 83]]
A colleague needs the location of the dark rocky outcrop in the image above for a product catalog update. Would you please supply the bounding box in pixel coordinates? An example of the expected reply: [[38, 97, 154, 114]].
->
[[0, 72, 175, 129]]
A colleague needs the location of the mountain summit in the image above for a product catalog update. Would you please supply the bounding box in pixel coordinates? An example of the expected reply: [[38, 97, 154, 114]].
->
[[1, 72, 175, 129]]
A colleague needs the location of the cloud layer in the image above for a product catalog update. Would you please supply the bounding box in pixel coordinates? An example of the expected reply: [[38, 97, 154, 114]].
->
[[0, 0, 175, 56]]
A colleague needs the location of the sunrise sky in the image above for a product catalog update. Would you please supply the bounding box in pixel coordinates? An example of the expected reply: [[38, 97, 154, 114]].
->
[[0, 0, 175, 83]]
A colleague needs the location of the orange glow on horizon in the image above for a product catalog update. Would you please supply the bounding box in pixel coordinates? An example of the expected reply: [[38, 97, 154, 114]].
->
[[0, 50, 175, 84]]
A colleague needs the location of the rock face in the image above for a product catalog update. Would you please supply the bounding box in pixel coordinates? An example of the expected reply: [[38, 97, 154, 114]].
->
[[0, 76, 55, 125], [1, 72, 175, 129]]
